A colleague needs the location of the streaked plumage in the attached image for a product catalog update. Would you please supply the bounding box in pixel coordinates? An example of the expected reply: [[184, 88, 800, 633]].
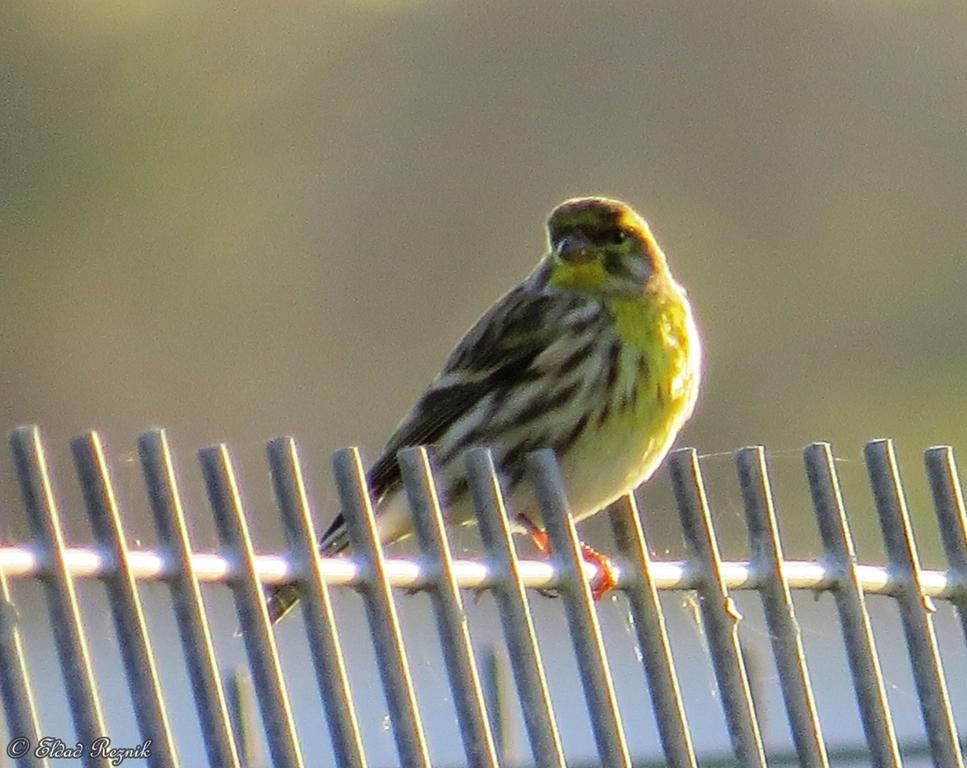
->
[[267, 196, 701, 622]]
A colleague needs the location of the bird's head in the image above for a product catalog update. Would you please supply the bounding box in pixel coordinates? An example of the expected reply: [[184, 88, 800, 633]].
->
[[545, 197, 668, 297]]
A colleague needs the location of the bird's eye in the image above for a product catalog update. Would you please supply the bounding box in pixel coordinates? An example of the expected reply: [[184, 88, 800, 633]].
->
[[609, 229, 629, 245]]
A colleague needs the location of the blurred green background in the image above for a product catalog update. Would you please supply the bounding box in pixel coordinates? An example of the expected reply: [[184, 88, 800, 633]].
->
[[2, 2, 966, 765]]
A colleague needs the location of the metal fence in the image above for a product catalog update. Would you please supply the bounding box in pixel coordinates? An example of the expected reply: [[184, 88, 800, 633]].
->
[[0, 425, 965, 767]]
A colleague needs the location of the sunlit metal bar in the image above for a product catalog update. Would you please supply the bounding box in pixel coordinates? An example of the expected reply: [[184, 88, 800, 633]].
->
[[924, 446, 967, 652], [608, 494, 696, 768], [804, 442, 901, 768], [139, 430, 242, 768], [72, 432, 178, 768], [199, 445, 305, 768], [266, 437, 368, 768], [0, 544, 959, 599], [332, 448, 431, 768], [736, 446, 828, 768], [864, 439, 963, 768], [466, 448, 566, 768], [530, 449, 631, 768], [670, 448, 766, 768], [0, 550, 44, 768], [9, 426, 110, 767], [399, 448, 500, 768]]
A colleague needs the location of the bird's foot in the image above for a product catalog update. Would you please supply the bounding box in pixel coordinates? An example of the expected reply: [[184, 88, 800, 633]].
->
[[525, 530, 558, 598], [579, 542, 619, 601], [523, 523, 617, 600], [528, 529, 551, 555]]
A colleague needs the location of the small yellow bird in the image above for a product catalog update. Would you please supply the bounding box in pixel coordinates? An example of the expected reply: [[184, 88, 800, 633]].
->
[[268, 196, 701, 622]]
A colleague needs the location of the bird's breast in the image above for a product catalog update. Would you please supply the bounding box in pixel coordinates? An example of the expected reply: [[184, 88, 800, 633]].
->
[[556, 286, 700, 519]]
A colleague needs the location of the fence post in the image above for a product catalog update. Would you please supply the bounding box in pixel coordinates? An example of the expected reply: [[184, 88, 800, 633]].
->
[[736, 446, 828, 768], [332, 448, 432, 768], [529, 449, 631, 768], [267, 437, 368, 768], [670, 448, 766, 768], [72, 432, 178, 768], [608, 494, 697, 768], [466, 448, 566, 768], [10, 426, 110, 768], [924, 446, 967, 654], [804, 442, 901, 768], [139, 430, 242, 768], [200, 445, 305, 768], [865, 439, 962, 768]]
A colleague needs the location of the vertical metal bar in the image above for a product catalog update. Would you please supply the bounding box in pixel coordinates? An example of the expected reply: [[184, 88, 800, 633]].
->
[[925, 445, 967, 653], [735, 446, 829, 768], [864, 439, 963, 768], [528, 449, 631, 768], [9, 426, 110, 768], [804, 442, 901, 768], [138, 430, 242, 768], [608, 494, 697, 768], [0, 564, 46, 768], [71, 432, 178, 768], [465, 448, 565, 768], [668, 448, 766, 768], [481, 645, 515, 766], [398, 447, 500, 768], [226, 668, 262, 768], [331, 448, 431, 768], [199, 445, 304, 768], [266, 437, 368, 768]]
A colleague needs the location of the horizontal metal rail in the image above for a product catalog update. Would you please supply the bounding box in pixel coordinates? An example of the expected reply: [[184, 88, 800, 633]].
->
[[0, 546, 957, 598]]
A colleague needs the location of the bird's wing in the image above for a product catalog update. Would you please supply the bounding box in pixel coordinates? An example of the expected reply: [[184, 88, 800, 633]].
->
[[317, 280, 589, 551]]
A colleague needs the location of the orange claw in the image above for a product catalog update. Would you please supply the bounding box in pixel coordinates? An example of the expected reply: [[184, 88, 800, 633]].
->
[[522, 519, 617, 600], [579, 542, 619, 601], [529, 529, 552, 556]]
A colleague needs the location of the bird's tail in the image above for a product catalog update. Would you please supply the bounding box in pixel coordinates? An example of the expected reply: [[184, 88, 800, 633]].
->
[[264, 518, 352, 625], [265, 583, 303, 625]]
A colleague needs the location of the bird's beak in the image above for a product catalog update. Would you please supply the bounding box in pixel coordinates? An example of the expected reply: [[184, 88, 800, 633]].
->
[[554, 233, 594, 264]]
